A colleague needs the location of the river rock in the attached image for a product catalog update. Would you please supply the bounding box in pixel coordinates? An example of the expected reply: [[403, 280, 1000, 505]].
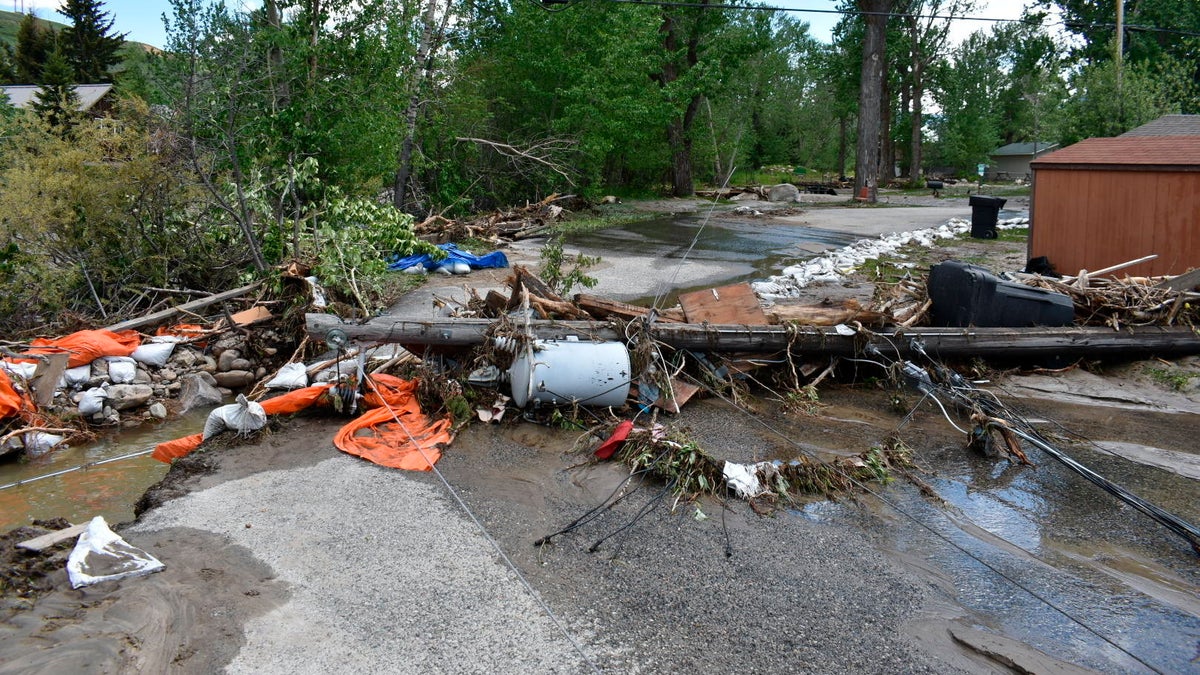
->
[[160, 369, 177, 382], [767, 183, 801, 203], [172, 349, 198, 369], [255, 366, 267, 379], [134, 368, 152, 385], [214, 370, 255, 389], [149, 402, 168, 419], [200, 355, 217, 373], [165, 381, 182, 395], [107, 384, 154, 411], [218, 350, 240, 372], [179, 373, 224, 412], [230, 357, 254, 372]]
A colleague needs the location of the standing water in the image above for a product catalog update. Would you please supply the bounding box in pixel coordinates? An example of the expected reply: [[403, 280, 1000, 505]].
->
[[0, 410, 209, 531]]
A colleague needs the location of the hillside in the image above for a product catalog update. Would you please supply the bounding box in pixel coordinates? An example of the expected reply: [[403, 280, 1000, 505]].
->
[[0, 9, 153, 57]]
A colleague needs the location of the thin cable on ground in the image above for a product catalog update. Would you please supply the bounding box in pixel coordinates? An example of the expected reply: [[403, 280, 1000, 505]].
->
[[361, 375, 603, 675], [673, 367, 1164, 674], [0, 446, 157, 492]]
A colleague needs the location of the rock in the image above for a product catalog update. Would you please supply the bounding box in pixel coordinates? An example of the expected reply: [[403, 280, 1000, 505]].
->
[[160, 369, 177, 382], [263, 347, 278, 356], [134, 368, 152, 385], [218, 350, 241, 372], [179, 372, 224, 413], [214, 370, 255, 389], [255, 366, 267, 379], [90, 361, 107, 379], [196, 371, 218, 387], [217, 387, 233, 397], [172, 349, 198, 369], [730, 191, 761, 202], [149, 402, 168, 419], [200, 355, 217, 373], [152, 385, 166, 397], [230, 357, 254, 371], [767, 183, 801, 203], [107, 384, 154, 411], [165, 381, 182, 394], [212, 335, 247, 356]]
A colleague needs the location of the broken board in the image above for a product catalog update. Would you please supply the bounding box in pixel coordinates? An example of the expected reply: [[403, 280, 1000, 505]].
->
[[17, 523, 87, 552], [678, 283, 769, 325]]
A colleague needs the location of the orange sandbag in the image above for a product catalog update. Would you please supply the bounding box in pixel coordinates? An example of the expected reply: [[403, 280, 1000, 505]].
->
[[260, 384, 334, 415], [21, 329, 141, 368], [0, 370, 26, 420], [152, 432, 204, 463]]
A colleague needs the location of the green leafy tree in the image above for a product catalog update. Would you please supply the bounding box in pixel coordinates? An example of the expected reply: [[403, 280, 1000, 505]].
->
[[59, 0, 127, 83], [15, 13, 52, 84], [32, 45, 79, 133], [0, 44, 17, 85], [1061, 60, 1176, 144]]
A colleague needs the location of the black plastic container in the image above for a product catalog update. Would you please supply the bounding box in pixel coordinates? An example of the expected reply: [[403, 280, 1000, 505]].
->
[[928, 261, 1075, 327], [968, 195, 1007, 239]]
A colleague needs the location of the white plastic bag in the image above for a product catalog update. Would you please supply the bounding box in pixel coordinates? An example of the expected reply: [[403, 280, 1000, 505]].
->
[[0, 360, 37, 380], [203, 394, 267, 439], [61, 364, 92, 388], [67, 516, 165, 589], [78, 386, 107, 416], [131, 341, 176, 367], [23, 431, 64, 456], [106, 356, 137, 384], [264, 362, 308, 390]]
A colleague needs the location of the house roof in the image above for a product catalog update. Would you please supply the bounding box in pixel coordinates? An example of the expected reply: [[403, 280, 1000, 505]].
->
[[0, 84, 114, 112], [1120, 114, 1200, 137], [1031, 136, 1200, 170], [990, 142, 1058, 157]]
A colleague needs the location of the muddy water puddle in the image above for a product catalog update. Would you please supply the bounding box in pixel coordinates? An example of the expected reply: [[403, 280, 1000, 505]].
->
[[0, 410, 209, 531], [788, 387, 1200, 672]]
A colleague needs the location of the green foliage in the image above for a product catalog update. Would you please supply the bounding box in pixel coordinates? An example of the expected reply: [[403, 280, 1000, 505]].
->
[[538, 237, 599, 297], [1146, 366, 1196, 392], [1061, 60, 1178, 144], [14, 12, 51, 83], [59, 0, 125, 83], [32, 45, 78, 133]]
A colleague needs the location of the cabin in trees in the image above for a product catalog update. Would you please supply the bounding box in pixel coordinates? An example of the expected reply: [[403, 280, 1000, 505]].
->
[[0, 83, 115, 117], [986, 142, 1059, 181], [1028, 125, 1200, 278]]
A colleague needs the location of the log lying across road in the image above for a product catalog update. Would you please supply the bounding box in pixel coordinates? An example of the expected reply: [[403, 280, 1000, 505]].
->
[[306, 313, 1200, 359]]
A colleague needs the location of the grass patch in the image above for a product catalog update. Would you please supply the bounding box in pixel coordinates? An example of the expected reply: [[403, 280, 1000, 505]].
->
[[995, 227, 1029, 243], [1146, 366, 1196, 391], [553, 206, 658, 235]]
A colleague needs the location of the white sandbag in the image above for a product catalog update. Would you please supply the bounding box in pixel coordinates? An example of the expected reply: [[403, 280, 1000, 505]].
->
[[78, 386, 107, 416], [450, 261, 471, 275], [0, 360, 37, 380], [264, 362, 308, 390], [106, 356, 137, 384], [131, 341, 176, 367], [62, 364, 92, 388], [203, 393, 267, 440], [23, 431, 65, 457], [67, 516, 165, 589]]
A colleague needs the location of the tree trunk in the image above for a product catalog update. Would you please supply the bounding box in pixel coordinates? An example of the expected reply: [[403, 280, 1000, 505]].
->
[[855, 0, 890, 203], [878, 70, 893, 184], [393, 0, 440, 210], [837, 114, 848, 180], [909, 66, 923, 185]]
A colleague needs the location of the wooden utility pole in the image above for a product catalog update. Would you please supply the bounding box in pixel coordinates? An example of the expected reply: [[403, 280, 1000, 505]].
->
[[855, 0, 891, 203]]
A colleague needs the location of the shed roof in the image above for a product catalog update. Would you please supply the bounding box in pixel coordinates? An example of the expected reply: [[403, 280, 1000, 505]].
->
[[1030, 136, 1200, 171], [0, 84, 114, 112], [990, 142, 1058, 157], [1120, 114, 1200, 137]]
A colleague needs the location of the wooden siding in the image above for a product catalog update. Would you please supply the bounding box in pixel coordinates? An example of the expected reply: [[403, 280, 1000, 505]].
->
[[1029, 168, 1200, 277]]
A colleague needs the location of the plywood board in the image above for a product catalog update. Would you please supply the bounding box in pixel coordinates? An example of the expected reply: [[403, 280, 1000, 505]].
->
[[678, 283, 768, 325], [17, 523, 87, 552]]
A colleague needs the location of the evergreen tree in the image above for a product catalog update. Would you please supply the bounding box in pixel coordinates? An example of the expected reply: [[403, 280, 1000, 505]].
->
[[15, 13, 52, 84], [60, 0, 126, 83], [0, 44, 17, 85], [33, 45, 80, 133]]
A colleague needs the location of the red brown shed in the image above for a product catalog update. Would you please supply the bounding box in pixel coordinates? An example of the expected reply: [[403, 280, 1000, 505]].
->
[[1028, 136, 1200, 277]]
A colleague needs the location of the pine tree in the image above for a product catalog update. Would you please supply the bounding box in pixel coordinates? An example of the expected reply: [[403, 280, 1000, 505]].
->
[[59, 0, 126, 83], [33, 45, 80, 133], [0, 44, 18, 86], [15, 13, 52, 84]]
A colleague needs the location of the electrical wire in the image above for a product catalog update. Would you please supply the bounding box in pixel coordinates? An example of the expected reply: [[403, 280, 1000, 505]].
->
[[0, 445, 158, 492]]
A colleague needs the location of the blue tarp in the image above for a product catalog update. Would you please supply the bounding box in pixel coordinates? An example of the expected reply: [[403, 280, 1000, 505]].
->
[[388, 243, 509, 273]]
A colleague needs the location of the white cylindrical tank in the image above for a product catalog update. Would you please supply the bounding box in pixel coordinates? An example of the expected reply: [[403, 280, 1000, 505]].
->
[[508, 338, 631, 408]]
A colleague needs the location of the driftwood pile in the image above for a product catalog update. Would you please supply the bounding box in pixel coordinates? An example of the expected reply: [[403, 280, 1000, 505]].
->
[[412, 193, 581, 245]]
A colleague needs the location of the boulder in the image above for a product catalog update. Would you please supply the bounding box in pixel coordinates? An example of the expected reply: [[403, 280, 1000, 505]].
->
[[217, 350, 240, 372], [107, 384, 153, 411], [214, 370, 255, 389], [179, 372, 224, 413], [767, 183, 801, 203]]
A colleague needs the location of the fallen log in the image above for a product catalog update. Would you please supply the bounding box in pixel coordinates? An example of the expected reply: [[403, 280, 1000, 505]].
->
[[574, 294, 684, 323], [305, 314, 1200, 359], [104, 282, 263, 333]]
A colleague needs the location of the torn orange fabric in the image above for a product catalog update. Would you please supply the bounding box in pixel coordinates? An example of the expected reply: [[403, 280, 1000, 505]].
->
[[20, 329, 140, 368], [156, 323, 209, 346], [152, 376, 453, 472], [0, 370, 25, 420]]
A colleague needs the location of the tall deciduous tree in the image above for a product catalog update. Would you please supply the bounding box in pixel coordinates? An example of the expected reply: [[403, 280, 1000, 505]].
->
[[855, 0, 891, 202], [59, 0, 126, 83]]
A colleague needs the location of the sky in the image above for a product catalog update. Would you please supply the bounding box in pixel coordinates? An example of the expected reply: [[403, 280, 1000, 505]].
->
[[9, 0, 1034, 50]]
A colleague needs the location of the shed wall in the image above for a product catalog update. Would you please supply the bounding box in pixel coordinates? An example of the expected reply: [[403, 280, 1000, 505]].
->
[[1030, 168, 1200, 277]]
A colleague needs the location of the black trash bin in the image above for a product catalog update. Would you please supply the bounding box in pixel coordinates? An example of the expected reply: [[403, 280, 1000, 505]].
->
[[968, 195, 1007, 238]]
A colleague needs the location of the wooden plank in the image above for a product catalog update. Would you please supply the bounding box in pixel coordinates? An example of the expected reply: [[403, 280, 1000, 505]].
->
[[574, 294, 684, 323], [766, 300, 887, 326], [1157, 268, 1200, 292], [30, 353, 70, 407], [306, 313, 1200, 359], [678, 283, 768, 325], [653, 379, 700, 413], [17, 523, 87, 552], [104, 282, 262, 333]]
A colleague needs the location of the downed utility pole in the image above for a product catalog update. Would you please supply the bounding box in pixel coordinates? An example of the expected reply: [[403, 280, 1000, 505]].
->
[[306, 314, 1200, 359]]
